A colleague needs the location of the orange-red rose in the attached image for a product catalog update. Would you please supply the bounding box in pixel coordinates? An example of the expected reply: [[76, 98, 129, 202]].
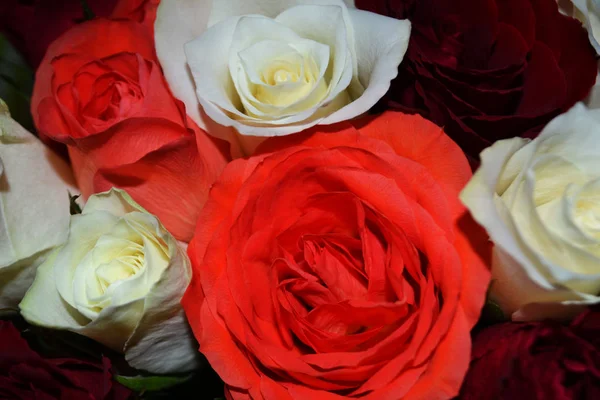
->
[[184, 112, 491, 399], [31, 18, 228, 241]]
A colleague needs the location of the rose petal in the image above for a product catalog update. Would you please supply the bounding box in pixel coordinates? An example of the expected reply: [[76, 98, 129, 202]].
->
[[321, 9, 410, 125], [154, 0, 242, 152], [124, 244, 202, 373], [0, 112, 76, 310], [20, 249, 97, 332], [207, 0, 356, 27], [92, 134, 220, 242], [275, 4, 355, 104]]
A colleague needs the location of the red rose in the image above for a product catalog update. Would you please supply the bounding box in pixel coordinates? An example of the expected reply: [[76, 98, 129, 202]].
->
[[0, 321, 130, 400], [184, 112, 491, 399], [31, 18, 229, 241], [459, 308, 600, 399], [356, 0, 597, 162]]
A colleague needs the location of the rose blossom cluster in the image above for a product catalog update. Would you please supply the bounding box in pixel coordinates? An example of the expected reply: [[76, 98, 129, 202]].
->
[[1, 0, 599, 398]]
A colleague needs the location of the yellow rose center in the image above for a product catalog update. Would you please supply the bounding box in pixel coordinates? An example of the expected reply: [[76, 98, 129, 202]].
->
[[252, 54, 327, 108], [95, 243, 145, 294]]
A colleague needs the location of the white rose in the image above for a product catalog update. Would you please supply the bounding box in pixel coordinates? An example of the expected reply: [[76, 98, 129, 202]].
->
[[0, 99, 77, 312], [154, 0, 410, 154], [20, 189, 200, 374], [461, 103, 600, 321]]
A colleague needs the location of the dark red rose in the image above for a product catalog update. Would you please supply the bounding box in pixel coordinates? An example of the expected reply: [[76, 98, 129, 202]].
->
[[356, 0, 598, 163], [0, 0, 157, 69], [0, 0, 118, 68], [459, 308, 600, 399], [0, 321, 130, 399]]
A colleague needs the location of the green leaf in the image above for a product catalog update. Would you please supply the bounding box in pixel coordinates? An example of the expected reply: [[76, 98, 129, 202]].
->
[[481, 299, 506, 324], [0, 33, 30, 68], [0, 33, 34, 132], [69, 192, 82, 215], [116, 373, 195, 393]]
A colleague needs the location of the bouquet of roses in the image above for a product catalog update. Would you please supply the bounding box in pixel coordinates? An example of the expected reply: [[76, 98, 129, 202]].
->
[[1, 0, 600, 398]]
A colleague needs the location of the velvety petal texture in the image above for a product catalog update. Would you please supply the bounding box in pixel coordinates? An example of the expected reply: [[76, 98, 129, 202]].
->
[[570, 0, 600, 53], [111, 0, 160, 33], [0, 99, 77, 312], [20, 189, 201, 374], [184, 112, 490, 399], [0, 0, 119, 68], [155, 0, 410, 154], [0, 321, 130, 400], [461, 103, 600, 321], [356, 0, 597, 164], [459, 307, 600, 399], [31, 18, 229, 241]]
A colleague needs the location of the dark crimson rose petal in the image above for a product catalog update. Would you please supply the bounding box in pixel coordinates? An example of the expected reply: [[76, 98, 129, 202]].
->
[[0, 0, 158, 69], [0, 0, 118, 68], [356, 0, 597, 163], [459, 308, 600, 399], [184, 112, 491, 399], [0, 321, 129, 400], [31, 18, 229, 241]]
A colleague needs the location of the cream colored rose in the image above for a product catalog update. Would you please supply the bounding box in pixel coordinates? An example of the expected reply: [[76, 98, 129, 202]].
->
[[461, 104, 600, 321], [20, 189, 200, 374], [0, 99, 77, 312], [155, 0, 410, 155]]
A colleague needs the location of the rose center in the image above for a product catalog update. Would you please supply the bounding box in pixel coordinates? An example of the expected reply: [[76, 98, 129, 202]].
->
[[95, 247, 145, 294], [252, 53, 325, 107], [274, 69, 295, 83], [235, 39, 332, 113]]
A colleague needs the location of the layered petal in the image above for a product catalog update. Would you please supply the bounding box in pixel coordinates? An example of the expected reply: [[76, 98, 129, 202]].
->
[[0, 102, 77, 311], [20, 189, 199, 374], [184, 111, 489, 399], [461, 104, 600, 320], [355, 0, 597, 162], [156, 0, 410, 151]]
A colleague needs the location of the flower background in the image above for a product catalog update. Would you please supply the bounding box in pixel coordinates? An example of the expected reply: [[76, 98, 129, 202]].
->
[[1, 0, 599, 399], [356, 0, 598, 164]]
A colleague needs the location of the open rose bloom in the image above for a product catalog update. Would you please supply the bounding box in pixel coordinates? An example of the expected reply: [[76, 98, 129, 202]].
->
[[461, 104, 600, 321], [5, 0, 600, 397], [155, 0, 411, 153], [184, 112, 490, 399]]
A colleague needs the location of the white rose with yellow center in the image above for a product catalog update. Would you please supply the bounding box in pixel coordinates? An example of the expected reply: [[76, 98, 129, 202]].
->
[[155, 0, 410, 155], [461, 104, 600, 321], [20, 189, 200, 374]]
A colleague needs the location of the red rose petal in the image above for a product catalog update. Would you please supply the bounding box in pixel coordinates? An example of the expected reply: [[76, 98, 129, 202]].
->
[[517, 41, 567, 115]]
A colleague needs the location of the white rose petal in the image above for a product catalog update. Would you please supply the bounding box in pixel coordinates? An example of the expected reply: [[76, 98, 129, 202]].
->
[[0, 99, 77, 312], [155, 0, 410, 150], [461, 103, 600, 321], [20, 188, 201, 374]]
